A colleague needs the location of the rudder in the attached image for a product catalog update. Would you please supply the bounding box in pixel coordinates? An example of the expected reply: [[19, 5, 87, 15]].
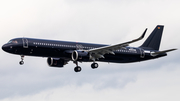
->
[[140, 25, 164, 50]]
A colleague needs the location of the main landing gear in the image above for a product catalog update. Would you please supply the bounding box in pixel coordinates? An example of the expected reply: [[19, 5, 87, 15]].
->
[[74, 66, 82, 72], [91, 63, 98, 69], [19, 55, 24, 65], [73, 61, 82, 72], [73, 61, 99, 72]]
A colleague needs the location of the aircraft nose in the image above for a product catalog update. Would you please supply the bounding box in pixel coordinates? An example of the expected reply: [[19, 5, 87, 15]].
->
[[2, 44, 9, 52]]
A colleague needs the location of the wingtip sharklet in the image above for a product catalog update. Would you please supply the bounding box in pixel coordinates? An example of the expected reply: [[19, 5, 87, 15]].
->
[[140, 28, 147, 39], [132, 28, 147, 42]]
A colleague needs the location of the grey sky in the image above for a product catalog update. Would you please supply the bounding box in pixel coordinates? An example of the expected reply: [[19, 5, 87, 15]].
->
[[0, 0, 180, 101]]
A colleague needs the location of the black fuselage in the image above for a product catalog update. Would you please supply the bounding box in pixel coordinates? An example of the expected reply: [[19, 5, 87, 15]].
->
[[2, 38, 166, 63]]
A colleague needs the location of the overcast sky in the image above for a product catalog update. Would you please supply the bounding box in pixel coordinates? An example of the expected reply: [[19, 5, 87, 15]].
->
[[0, 0, 180, 101]]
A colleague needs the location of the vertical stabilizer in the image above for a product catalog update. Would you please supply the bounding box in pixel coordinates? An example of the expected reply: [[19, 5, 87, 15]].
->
[[140, 25, 164, 50]]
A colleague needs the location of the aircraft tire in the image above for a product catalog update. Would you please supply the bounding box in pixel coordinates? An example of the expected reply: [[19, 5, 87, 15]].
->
[[91, 63, 98, 69], [19, 61, 24, 65], [74, 66, 81, 72]]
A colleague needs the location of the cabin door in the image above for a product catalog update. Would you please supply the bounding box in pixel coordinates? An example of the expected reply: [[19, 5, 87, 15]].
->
[[140, 48, 145, 58], [22, 38, 28, 48]]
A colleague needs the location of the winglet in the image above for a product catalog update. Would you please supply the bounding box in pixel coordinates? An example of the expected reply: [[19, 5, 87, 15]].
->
[[140, 28, 147, 39], [132, 28, 147, 42]]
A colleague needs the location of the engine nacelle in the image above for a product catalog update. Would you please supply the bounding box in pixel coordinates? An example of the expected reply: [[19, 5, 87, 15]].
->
[[71, 50, 89, 61], [47, 58, 65, 67]]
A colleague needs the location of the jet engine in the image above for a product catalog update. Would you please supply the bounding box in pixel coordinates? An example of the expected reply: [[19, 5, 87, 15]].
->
[[71, 50, 89, 61], [47, 58, 66, 67]]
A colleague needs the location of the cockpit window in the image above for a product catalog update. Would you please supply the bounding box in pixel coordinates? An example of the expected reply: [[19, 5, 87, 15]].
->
[[13, 40, 18, 44], [8, 40, 12, 43], [8, 40, 18, 44]]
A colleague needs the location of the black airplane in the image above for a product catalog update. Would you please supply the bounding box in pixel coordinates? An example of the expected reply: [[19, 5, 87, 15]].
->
[[2, 25, 177, 72]]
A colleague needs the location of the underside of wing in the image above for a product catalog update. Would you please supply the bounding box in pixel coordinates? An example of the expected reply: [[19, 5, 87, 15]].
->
[[88, 28, 147, 60]]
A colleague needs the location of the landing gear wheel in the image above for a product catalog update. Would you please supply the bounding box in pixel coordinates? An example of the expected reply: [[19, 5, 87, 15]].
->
[[19, 61, 24, 65], [19, 55, 24, 65], [91, 63, 98, 69], [74, 66, 82, 72]]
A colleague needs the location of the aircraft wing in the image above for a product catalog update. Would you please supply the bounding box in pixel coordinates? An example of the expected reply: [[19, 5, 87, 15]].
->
[[87, 28, 147, 60]]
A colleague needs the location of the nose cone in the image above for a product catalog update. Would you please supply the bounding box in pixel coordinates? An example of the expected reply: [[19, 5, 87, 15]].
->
[[2, 44, 6, 51], [2, 44, 9, 52]]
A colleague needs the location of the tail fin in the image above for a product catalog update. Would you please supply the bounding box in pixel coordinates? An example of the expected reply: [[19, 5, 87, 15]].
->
[[140, 25, 164, 50]]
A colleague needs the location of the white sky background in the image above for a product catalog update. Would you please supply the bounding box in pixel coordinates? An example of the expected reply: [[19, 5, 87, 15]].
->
[[0, 0, 180, 101]]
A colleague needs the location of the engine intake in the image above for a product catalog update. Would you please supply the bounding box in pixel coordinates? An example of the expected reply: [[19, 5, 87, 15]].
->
[[47, 58, 65, 67], [71, 50, 89, 61]]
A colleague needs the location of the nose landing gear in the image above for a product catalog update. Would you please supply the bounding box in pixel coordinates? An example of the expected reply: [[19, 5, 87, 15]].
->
[[19, 55, 24, 65]]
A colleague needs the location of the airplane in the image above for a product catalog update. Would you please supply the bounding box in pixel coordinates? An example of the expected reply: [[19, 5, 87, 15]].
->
[[2, 25, 177, 72]]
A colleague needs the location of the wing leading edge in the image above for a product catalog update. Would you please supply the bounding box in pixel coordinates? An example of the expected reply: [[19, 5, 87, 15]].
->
[[87, 28, 147, 61]]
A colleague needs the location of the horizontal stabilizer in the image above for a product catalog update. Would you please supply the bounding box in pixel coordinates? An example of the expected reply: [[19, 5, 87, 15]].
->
[[151, 49, 177, 56]]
